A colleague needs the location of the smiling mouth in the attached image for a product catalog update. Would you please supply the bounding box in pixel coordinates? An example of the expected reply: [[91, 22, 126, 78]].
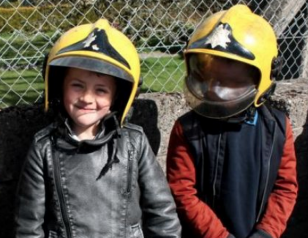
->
[[75, 106, 96, 112]]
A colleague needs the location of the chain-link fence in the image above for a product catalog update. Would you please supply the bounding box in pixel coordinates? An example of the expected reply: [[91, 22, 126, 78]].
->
[[0, 0, 307, 109]]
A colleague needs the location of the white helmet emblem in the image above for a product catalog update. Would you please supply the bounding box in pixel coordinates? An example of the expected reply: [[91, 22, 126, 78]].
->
[[205, 24, 231, 49], [83, 33, 98, 50]]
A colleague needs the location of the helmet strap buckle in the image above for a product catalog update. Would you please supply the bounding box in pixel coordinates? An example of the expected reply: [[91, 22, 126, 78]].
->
[[224, 106, 257, 124]]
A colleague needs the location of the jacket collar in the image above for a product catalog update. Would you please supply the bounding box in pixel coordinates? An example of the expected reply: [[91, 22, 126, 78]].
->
[[53, 112, 120, 150]]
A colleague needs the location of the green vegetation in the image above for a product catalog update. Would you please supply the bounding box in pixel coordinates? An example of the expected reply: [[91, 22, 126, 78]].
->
[[0, 31, 59, 69], [141, 56, 185, 93], [0, 3, 197, 42], [0, 2, 193, 108], [0, 69, 44, 108], [0, 56, 185, 108]]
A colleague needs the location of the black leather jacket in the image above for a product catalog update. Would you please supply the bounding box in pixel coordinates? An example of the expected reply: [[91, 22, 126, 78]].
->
[[15, 116, 181, 238]]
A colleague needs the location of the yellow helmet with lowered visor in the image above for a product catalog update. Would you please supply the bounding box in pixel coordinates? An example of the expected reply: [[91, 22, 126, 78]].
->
[[184, 4, 278, 119], [44, 19, 141, 125]]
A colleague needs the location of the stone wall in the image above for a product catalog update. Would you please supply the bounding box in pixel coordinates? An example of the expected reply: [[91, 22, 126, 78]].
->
[[0, 79, 307, 237]]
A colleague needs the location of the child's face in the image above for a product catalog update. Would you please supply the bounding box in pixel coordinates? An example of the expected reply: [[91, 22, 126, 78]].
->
[[63, 67, 116, 136], [188, 54, 259, 102]]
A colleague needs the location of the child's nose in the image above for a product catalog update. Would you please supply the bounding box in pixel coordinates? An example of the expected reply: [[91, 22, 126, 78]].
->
[[80, 90, 94, 103]]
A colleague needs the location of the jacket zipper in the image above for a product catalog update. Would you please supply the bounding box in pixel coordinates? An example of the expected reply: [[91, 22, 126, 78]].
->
[[54, 150, 72, 238], [256, 123, 276, 222], [126, 150, 134, 193], [212, 133, 222, 208]]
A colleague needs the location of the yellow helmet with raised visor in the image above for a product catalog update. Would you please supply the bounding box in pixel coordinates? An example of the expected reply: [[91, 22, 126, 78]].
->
[[44, 19, 140, 125]]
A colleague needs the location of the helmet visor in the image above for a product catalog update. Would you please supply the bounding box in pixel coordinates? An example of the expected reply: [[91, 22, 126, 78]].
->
[[185, 54, 259, 118], [49, 56, 134, 83]]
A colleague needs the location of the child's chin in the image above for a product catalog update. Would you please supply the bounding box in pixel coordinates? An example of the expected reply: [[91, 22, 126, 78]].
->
[[75, 117, 101, 128]]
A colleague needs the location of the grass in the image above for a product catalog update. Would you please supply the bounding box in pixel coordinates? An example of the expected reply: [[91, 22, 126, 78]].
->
[[0, 56, 185, 109], [0, 69, 44, 108], [0, 31, 59, 69], [0, 10, 186, 109], [141, 55, 185, 93]]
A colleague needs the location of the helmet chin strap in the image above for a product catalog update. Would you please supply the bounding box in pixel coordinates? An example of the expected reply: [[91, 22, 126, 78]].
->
[[257, 82, 276, 105], [222, 106, 257, 124]]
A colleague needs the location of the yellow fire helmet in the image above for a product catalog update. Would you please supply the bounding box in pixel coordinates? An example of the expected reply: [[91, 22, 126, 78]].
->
[[44, 19, 141, 125], [184, 4, 278, 119]]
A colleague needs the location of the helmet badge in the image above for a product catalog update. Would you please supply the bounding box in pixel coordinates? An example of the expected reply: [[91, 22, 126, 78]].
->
[[83, 31, 100, 51], [189, 23, 255, 60], [57, 28, 130, 69], [205, 24, 231, 49]]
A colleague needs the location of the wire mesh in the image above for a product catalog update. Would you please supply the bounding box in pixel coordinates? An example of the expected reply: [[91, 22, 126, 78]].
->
[[0, 0, 307, 108]]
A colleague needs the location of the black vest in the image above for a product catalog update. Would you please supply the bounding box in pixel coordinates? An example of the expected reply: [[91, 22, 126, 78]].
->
[[178, 105, 286, 238]]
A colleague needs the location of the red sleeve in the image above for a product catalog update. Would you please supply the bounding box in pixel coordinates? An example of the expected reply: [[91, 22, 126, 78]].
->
[[166, 120, 230, 238], [256, 116, 298, 238]]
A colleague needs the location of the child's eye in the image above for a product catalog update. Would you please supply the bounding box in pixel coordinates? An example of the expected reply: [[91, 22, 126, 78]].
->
[[96, 88, 107, 94], [71, 83, 83, 89]]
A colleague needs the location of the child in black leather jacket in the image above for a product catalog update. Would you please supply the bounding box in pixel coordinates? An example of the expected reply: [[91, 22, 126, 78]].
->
[[15, 19, 181, 238]]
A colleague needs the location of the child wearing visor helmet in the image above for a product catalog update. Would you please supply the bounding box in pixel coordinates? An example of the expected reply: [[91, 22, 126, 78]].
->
[[14, 19, 181, 238], [167, 4, 297, 238]]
